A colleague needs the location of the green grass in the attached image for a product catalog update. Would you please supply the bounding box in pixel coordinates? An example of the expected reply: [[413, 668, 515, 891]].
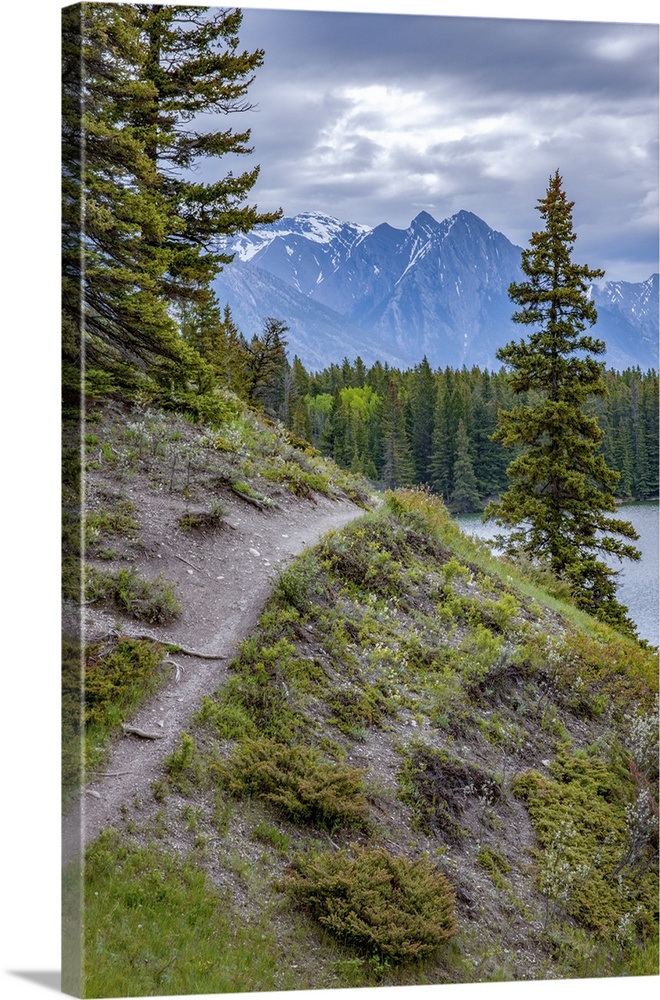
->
[[80, 831, 306, 998], [63, 637, 171, 797], [84, 500, 138, 546]]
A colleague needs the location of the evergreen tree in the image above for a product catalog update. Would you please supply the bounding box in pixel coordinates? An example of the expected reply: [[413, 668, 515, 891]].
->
[[429, 372, 452, 499], [62, 3, 278, 378], [217, 304, 249, 397], [130, 4, 281, 306], [409, 356, 436, 484], [472, 371, 508, 497], [450, 420, 482, 513], [290, 356, 311, 400], [354, 356, 367, 387], [381, 380, 415, 488], [177, 288, 228, 386], [244, 318, 290, 419], [291, 398, 313, 443], [485, 172, 640, 634], [306, 393, 335, 450], [62, 3, 181, 375], [638, 372, 660, 497]]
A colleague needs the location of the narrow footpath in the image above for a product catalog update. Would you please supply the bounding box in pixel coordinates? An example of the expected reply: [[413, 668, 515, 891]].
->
[[62, 490, 365, 865]]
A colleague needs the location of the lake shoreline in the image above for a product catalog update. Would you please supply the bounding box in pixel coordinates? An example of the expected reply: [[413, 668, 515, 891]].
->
[[453, 501, 659, 646]]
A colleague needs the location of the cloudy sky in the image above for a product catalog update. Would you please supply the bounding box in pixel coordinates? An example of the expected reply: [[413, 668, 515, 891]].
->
[[207, 1, 660, 283]]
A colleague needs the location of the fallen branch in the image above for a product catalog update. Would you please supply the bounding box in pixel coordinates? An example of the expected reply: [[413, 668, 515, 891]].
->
[[88, 770, 134, 777], [165, 643, 226, 660], [104, 630, 226, 659], [121, 724, 166, 740], [230, 486, 279, 511], [162, 657, 183, 681]]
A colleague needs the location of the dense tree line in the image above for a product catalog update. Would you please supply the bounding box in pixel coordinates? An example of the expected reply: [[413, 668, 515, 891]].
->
[[189, 301, 658, 510], [293, 357, 658, 508]]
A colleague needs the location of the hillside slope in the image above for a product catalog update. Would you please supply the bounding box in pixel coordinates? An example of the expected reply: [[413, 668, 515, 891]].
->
[[63, 399, 658, 996]]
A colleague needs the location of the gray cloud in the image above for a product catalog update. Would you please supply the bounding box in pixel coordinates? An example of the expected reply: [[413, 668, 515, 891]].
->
[[217, 7, 659, 282]]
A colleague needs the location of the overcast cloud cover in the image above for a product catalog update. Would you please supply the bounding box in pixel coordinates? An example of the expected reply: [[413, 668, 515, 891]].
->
[[214, 2, 660, 283]]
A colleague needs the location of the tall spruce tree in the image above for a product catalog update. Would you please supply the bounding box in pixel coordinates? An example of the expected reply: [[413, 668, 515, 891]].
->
[[62, 3, 181, 375], [409, 356, 436, 484], [484, 171, 640, 634], [450, 419, 481, 513], [381, 380, 415, 489], [62, 3, 278, 378], [131, 5, 281, 308]]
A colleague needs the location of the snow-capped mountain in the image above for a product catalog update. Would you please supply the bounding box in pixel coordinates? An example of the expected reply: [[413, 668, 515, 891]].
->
[[214, 210, 658, 372], [227, 212, 370, 296], [590, 274, 659, 371]]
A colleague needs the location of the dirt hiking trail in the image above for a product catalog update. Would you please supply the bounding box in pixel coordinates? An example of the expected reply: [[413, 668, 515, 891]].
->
[[62, 487, 366, 865]]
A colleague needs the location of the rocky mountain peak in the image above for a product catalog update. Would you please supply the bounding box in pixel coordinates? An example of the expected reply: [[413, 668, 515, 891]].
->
[[215, 209, 658, 372]]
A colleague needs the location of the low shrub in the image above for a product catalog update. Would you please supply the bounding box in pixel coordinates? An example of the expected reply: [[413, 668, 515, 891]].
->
[[274, 552, 325, 612], [399, 746, 501, 842], [263, 459, 332, 499], [178, 500, 228, 532], [84, 639, 167, 728], [163, 733, 206, 794], [512, 749, 658, 937], [85, 501, 138, 546], [85, 567, 182, 623], [194, 695, 257, 740], [221, 737, 369, 830], [280, 846, 456, 964], [319, 519, 407, 598], [327, 683, 396, 735], [225, 636, 309, 740]]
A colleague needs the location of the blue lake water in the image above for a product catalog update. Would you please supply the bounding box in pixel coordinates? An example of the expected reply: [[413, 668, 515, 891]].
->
[[453, 502, 659, 646]]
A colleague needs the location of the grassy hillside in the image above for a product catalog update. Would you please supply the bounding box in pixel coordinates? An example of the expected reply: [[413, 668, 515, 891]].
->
[[64, 394, 658, 996]]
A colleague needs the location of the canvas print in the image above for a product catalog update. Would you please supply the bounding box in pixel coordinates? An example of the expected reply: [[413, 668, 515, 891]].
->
[[62, 1, 659, 997]]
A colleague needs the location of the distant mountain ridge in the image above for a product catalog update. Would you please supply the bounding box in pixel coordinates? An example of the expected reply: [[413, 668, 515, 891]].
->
[[214, 210, 659, 372]]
